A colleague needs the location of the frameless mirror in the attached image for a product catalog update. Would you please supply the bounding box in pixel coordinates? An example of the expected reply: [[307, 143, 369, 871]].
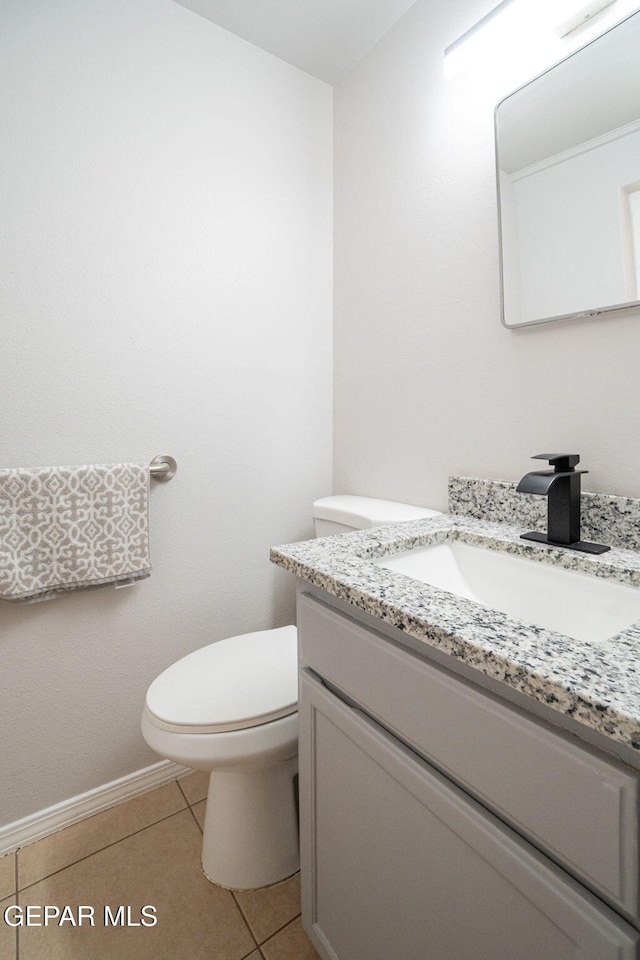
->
[[495, 10, 640, 327]]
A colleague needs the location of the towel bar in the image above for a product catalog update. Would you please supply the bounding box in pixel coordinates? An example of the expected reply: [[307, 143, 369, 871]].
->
[[149, 455, 177, 480]]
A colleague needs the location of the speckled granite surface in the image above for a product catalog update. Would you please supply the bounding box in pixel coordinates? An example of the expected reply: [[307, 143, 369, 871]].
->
[[271, 513, 640, 754], [449, 475, 640, 551]]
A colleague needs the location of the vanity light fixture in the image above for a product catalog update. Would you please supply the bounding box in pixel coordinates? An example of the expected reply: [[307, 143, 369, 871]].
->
[[555, 0, 618, 36], [443, 0, 516, 79], [444, 0, 636, 78]]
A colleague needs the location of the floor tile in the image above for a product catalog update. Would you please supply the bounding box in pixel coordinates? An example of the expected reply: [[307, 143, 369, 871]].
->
[[178, 769, 209, 805], [1, 896, 18, 960], [0, 853, 15, 899], [191, 799, 206, 830], [19, 783, 186, 890], [18, 809, 255, 960], [234, 873, 301, 944], [261, 917, 320, 960]]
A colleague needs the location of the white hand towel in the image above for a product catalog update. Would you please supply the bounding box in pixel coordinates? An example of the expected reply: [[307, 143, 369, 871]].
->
[[0, 462, 151, 603]]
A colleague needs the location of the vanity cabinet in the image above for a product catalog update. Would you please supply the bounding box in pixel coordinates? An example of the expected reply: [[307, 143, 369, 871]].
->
[[297, 590, 640, 960]]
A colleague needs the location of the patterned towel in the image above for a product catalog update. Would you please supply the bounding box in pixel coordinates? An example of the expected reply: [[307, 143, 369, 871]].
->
[[0, 462, 151, 603]]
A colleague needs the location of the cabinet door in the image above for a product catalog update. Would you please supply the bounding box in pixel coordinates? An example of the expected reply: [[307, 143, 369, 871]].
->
[[299, 670, 639, 960], [298, 591, 639, 919]]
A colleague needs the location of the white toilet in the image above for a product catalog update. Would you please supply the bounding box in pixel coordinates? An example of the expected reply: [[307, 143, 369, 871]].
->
[[141, 495, 442, 890]]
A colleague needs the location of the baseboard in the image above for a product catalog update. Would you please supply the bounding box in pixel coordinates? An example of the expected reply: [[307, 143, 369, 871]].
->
[[0, 759, 189, 856]]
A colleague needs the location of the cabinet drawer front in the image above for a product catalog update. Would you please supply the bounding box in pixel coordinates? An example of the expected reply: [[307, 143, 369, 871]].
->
[[298, 591, 640, 917], [300, 671, 639, 960]]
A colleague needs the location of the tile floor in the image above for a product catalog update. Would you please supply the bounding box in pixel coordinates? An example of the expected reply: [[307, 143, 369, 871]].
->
[[0, 771, 321, 960]]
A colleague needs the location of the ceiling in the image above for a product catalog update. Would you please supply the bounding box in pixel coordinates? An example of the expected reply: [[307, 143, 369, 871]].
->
[[172, 0, 419, 84]]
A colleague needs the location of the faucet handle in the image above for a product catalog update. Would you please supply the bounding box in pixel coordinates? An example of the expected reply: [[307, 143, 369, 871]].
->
[[531, 453, 581, 472]]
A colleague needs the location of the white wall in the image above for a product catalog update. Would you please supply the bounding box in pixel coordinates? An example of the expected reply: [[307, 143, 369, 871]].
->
[[0, 0, 332, 828], [333, 0, 640, 509]]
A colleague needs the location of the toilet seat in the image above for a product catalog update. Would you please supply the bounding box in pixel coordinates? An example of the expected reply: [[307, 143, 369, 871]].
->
[[145, 625, 297, 735]]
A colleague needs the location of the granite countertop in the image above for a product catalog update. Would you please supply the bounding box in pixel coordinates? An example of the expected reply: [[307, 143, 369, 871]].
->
[[271, 513, 640, 754]]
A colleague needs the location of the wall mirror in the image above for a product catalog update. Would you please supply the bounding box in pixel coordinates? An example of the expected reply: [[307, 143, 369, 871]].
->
[[495, 9, 640, 328]]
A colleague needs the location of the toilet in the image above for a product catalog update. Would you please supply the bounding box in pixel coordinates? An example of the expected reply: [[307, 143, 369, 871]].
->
[[141, 495, 442, 890]]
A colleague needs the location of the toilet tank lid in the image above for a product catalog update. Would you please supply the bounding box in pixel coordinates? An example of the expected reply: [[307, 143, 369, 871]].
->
[[312, 495, 442, 529]]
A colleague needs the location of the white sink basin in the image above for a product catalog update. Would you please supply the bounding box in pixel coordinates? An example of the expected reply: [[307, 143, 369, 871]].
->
[[375, 540, 640, 643]]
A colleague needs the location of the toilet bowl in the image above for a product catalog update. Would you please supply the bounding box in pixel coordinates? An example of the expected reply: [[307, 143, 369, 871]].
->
[[142, 496, 442, 890], [142, 625, 298, 890]]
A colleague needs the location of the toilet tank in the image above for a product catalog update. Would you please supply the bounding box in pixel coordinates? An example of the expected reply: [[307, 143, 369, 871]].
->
[[312, 495, 443, 537]]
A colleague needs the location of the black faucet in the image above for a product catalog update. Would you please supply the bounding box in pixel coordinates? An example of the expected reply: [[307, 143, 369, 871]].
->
[[516, 454, 609, 555]]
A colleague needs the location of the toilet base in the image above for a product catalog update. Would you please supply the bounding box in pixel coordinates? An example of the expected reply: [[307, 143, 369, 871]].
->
[[201, 756, 299, 890]]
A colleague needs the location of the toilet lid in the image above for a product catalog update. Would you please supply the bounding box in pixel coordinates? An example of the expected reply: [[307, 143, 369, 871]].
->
[[145, 625, 298, 734]]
